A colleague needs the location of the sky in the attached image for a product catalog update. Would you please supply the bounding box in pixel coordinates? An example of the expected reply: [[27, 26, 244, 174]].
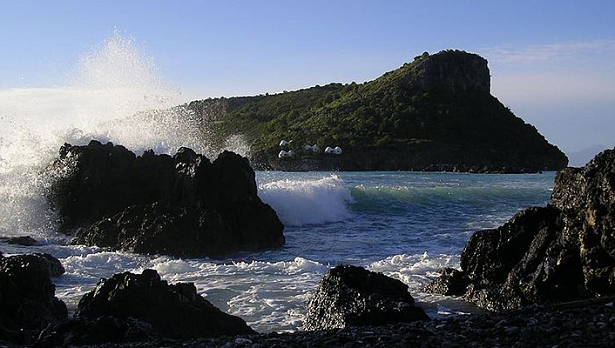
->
[[0, 0, 614, 157]]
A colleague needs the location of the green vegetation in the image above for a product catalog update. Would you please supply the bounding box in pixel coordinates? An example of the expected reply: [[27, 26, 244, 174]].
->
[[186, 50, 568, 171]]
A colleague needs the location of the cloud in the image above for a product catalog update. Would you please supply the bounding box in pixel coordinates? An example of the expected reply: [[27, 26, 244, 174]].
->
[[481, 40, 615, 64]]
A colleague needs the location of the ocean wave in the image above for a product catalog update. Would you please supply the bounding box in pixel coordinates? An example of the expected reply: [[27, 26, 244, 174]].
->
[[258, 175, 354, 226]]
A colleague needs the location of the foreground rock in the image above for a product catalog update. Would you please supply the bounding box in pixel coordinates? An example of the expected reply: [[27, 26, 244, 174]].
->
[[428, 147, 615, 310], [47, 141, 284, 257], [62, 298, 615, 348], [38, 269, 255, 346], [304, 265, 428, 330], [0, 253, 67, 343]]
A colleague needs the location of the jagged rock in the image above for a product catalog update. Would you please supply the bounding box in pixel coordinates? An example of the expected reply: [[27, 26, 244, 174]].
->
[[427, 147, 615, 310], [0, 254, 67, 343], [47, 140, 284, 258], [424, 268, 470, 296], [304, 265, 428, 330], [74, 269, 255, 339]]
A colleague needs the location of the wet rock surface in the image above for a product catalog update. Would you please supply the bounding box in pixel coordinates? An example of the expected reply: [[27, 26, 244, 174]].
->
[[304, 265, 428, 330], [0, 253, 67, 344], [428, 147, 615, 310], [67, 298, 615, 348], [47, 140, 284, 258]]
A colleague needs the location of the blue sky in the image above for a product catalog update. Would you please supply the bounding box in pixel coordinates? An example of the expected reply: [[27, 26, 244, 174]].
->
[[1, 0, 614, 155]]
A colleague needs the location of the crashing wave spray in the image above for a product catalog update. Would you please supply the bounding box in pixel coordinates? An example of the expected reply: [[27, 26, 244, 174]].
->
[[0, 30, 230, 238]]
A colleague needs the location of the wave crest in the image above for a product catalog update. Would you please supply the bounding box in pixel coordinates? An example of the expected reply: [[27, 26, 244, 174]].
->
[[258, 175, 353, 226]]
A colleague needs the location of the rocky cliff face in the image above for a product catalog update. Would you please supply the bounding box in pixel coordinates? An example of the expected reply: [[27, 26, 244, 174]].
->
[[46, 140, 284, 258], [409, 50, 490, 94], [427, 147, 615, 310]]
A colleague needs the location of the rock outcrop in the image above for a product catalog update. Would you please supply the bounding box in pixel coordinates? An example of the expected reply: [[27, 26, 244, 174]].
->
[[36, 269, 255, 346], [0, 253, 67, 343], [427, 147, 615, 310], [47, 141, 284, 258], [77, 269, 255, 338], [304, 265, 428, 330]]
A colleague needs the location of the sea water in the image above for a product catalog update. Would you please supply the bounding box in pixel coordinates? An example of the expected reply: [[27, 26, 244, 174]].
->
[[0, 32, 556, 333], [0, 170, 555, 332]]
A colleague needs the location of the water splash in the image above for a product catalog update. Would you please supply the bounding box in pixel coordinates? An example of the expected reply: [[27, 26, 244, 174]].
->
[[0, 30, 215, 237]]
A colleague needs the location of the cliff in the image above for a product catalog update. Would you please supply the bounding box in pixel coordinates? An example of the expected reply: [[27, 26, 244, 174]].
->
[[187, 50, 568, 172]]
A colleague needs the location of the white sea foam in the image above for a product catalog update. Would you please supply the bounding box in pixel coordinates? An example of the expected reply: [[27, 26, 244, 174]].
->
[[44, 244, 471, 332], [366, 253, 477, 316], [53, 250, 328, 332], [258, 175, 354, 226]]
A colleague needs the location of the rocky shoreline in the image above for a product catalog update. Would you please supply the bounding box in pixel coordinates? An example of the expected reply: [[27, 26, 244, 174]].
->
[[1, 145, 613, 347], [67, 297, 615, 348]]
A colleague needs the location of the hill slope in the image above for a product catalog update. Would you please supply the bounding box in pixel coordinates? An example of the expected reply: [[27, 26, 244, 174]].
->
[[186, 50, 568, 172]]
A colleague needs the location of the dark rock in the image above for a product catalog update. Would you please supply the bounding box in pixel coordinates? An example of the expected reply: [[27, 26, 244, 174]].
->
[[304, 265, 428, 330], [411, 50, 490, 94], [47, 141, 284, 258], [424, 267, 470, 296], [551, 148, 615, 296], [2, 235, 38, 246], [429, 147, 615, 310], [35, 253, 66, 277], [74, 269, 255, 339], [35, 316, 157, 347], [0, 254, 67, 343], [34, 296, 615, 348]]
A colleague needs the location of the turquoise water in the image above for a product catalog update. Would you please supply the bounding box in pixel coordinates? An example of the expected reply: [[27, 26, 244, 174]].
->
[[256, 171, 554, 262]]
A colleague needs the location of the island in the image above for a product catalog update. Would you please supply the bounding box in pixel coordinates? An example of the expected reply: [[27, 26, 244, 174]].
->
[[186, 50, 568, 173]]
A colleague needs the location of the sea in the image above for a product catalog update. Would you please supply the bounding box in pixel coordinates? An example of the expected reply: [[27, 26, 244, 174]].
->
[[0, 32, 556, 333]]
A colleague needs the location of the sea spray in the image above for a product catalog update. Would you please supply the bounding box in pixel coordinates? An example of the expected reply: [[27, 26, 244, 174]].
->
[[0, 31, 244, 237]]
